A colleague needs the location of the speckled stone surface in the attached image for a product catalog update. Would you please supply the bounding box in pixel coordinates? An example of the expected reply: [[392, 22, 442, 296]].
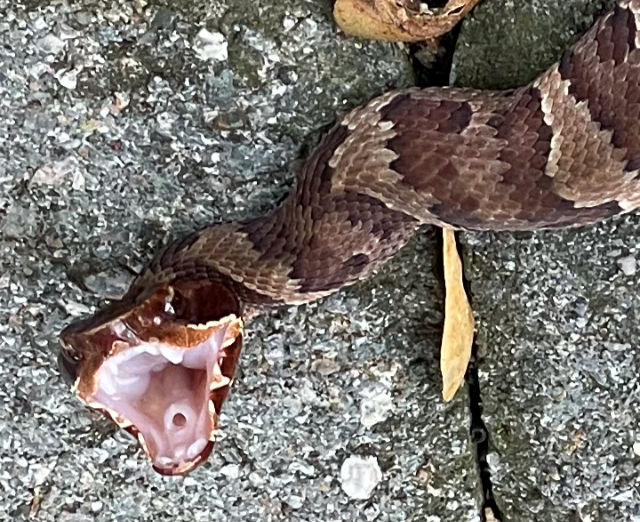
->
[[1, 0, 639, 521], [452, 0, 617, 89]]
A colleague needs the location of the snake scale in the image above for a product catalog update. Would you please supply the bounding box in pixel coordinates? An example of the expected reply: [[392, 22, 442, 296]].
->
[[60, 1, 640, 475]]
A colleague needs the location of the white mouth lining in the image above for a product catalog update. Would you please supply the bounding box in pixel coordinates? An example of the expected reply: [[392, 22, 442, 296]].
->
[[92, 328, 230, 469]]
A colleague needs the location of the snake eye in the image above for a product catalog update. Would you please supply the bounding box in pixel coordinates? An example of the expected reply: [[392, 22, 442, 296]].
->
[[58, 345, 81, 385]]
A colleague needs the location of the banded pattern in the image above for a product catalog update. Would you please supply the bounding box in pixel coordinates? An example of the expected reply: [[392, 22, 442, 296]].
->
[[61, 0, 640, 476], [131, 0, 640, 308]]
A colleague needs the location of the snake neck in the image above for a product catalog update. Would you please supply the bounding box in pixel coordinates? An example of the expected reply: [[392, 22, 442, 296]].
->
[[135, 0, 640, 313], [136, 122, 420, 315]]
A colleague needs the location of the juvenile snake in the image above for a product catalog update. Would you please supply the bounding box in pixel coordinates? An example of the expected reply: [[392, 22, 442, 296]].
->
[[60, 1, 640, 475]]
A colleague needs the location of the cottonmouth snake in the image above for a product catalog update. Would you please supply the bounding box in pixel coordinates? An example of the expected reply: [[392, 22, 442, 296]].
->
[[60, 1, 640, 475]]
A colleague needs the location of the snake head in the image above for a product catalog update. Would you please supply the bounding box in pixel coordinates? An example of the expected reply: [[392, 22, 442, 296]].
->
[[59, 280, 243, 475]]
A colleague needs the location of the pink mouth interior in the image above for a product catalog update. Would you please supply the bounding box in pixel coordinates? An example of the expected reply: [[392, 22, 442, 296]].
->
[[93, 328, 228, 470]]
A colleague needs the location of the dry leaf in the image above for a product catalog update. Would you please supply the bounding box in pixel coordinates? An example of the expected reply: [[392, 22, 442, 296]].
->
[[333, 0, 482, 42], [29, 487, 42, 518], [483, 507, 502, 522], [441, 228, 474, 401]]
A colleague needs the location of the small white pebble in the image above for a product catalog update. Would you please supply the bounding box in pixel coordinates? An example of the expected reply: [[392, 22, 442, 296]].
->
[[31, 156, 79, 187], [617, 255, 637, 276], [193, 29, 228, 62], [31, 465, 51, 487], [90, 501, 103, 513], [32, 16, 48, 31], [219, 463, 240, 479], [63, 301, 93, 316], [248, 471, 265, 487], [284, 494, 304, 509], [56, 68, 79, 89], [340, 455, 382, 500], [360, 392, 393, 428], [311, 358, 340, 376], [282, 15, 296, 31], [36, 33, 65, 54], [632, 441, 640, 457], [486, 451, 500, 469]]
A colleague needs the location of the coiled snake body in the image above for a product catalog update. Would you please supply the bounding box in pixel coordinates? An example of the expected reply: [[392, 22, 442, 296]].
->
[[61, 1, 640, 475]]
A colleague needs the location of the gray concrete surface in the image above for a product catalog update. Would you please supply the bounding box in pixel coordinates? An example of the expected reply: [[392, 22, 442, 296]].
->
[[0, 0, 638, 521]]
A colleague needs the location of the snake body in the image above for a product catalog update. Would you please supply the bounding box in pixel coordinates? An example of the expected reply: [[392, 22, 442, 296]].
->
[[61, 1, 640, 474]]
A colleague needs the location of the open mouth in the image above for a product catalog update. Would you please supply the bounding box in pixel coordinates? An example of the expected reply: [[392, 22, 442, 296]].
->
[[90, 326, 235, 474], [60, 282, 244, 475]]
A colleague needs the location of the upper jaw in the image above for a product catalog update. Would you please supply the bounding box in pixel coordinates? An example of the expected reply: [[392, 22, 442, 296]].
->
[[60, 281, 244, 475]]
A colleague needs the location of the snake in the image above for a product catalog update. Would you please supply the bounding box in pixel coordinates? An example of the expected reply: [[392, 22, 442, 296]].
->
[[60, 1, 640, 475]]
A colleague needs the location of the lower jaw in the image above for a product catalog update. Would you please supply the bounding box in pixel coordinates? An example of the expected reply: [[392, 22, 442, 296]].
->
[[151, 439, 216, 475]]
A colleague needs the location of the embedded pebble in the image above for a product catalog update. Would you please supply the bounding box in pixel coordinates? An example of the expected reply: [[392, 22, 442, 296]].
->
[[219, 463, 241, 479], [360, 391, 393, 428], [36, 33, 65, 55], [617, 255, 637, 276], [56, 68, 79, 89], [30, 157, 79, 187], [193, 29, 228, 62], [311, 357, 340, 376], [340, 456, 383, 500], [83, 270, 134, 298], [284, 494, 304, 509], [63, 301, 94, 316]]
